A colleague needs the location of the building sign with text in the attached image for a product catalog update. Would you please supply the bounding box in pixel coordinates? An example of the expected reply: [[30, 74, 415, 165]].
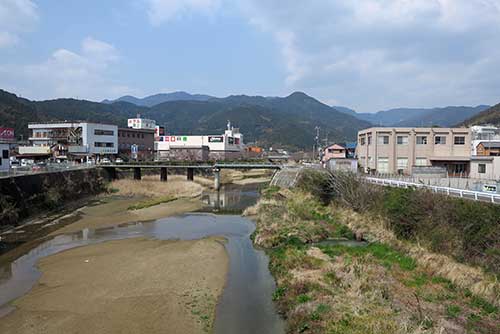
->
[[0, 128, 14, 141]]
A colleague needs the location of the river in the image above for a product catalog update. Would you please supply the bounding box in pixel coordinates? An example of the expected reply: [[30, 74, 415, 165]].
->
[[0, 183, 285, 333]]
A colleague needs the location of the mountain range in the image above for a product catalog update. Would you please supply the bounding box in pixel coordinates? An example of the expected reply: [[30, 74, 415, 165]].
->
[[102, 92, 214, 107], [109, 93, 490, 128], [2, 88, 497, 150], [334, 105, 490, 127], [0, 89, 369, 150], [463, 102, 500, 126]]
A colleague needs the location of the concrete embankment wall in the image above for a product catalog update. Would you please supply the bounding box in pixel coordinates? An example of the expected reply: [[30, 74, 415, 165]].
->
[[0, 168, 108, 228]]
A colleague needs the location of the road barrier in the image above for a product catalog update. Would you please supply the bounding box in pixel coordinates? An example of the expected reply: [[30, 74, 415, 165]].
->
[[365, 177, 500, 204]]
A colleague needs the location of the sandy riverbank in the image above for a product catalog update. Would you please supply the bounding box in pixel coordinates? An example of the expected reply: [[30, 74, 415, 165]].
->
[[0, 237, 228, 334]]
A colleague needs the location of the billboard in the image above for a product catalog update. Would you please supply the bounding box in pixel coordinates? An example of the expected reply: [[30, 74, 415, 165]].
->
[[0, 128, 14, 140], [208, 136, 223, 143]]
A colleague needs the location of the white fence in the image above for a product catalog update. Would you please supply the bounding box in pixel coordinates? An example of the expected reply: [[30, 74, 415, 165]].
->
[[365, 177, 500, 204]]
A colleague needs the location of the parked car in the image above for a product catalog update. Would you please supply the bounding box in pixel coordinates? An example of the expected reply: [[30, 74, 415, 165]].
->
[[115, 158, 124, 163], [100, 158, 111, 164]]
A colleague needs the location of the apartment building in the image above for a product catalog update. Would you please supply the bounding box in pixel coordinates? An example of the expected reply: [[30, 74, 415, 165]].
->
[[19, 122, 118, 160], [356, 127, 471, 176]]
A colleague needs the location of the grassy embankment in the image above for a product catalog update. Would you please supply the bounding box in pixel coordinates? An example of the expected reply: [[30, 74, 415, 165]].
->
[[246, 171, 499, 334]]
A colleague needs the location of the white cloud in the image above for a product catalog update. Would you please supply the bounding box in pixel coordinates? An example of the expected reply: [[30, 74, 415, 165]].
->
[[0, 37, 137, 101], [0, 0, 38, 48], [240, 0, 500, 111], [145, 0, 221, 25]]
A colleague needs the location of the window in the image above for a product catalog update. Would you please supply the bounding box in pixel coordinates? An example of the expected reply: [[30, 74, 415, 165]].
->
[[416, 136, 427, 145], [94, 142, 114, 148], [454, 136, 465, 145], [397, 135, 408, 145], [397, 157, 408, 170], [360, 137, 366, 145], [367, 136, 372, 145], [94, 129, 114, 136], [378, 135, 389, 145], [435, 136, 446, 144], [2, 150, 8, 159], [415, 158, 427, 166], [478, 164, 486, 174], [377, 157, 389, 173]]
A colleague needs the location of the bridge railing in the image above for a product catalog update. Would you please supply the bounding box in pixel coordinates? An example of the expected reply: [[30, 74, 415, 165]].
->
[[365, 177, 500, 204]]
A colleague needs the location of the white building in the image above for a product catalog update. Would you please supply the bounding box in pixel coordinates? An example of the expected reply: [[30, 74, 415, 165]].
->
[[128, 115, 156, 130], [20, 122, 118, 159], [155, 121, 244, 160], [0, 143, 9, 172], [471, 125, 500, 155]]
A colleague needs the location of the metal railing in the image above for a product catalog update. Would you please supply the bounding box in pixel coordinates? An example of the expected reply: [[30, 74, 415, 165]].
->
[[365, 177, 500, 204]]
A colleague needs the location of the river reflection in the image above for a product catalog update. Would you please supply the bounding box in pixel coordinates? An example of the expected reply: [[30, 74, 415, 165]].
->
[[0, 184, 284, 333]]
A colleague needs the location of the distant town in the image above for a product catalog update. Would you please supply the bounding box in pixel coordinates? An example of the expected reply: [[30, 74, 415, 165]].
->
[[1, 114, 499, 193]]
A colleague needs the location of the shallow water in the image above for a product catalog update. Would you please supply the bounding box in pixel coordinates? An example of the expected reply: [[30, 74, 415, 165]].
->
[[0, 211, 284, 333]]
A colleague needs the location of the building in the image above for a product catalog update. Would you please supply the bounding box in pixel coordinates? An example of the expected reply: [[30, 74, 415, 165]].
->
[[118, 127, 155, 161], [127, 115, 156, 130], [0, 143, 10, 172], [155, 121, 244, 161], [476, 141, 500, 156], [356, 127, 471, 176], [322, 144, 348, 162], [19, 122, 118, 161], [470, 156, 500, 181], [471, 125, 500, 155], [0, 127, 14, 171]]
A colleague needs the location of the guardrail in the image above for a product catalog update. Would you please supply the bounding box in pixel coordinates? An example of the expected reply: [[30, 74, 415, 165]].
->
[[365, 177, 500, 204]]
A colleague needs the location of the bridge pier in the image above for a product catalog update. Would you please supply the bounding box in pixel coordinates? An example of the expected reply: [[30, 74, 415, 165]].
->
[[187, 168, 194, 181], [213, 168, 221, 190], [134, 167, 142, 180], [105, 167, 117, 181], [160, 167, 168, 182]]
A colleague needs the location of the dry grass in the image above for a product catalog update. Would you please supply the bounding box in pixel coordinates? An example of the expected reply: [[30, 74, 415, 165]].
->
[[332, 206, 500, 306], [109, 174, 205, 199]]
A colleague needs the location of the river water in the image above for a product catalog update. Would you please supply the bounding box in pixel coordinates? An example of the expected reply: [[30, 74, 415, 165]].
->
[[0, 183, 285, 333]]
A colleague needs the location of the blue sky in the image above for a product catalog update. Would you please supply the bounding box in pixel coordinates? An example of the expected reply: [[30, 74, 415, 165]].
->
[[1, 0, 500, 113]]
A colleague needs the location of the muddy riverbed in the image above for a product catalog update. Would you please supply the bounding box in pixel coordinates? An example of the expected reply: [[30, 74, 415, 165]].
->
[[0, 183, 284, 334]]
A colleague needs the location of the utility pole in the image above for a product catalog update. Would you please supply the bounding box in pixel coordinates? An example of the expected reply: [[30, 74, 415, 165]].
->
[[315, 126, 320, 161]]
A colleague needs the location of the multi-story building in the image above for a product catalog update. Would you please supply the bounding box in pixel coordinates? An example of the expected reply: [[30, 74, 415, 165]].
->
[[19, 122, 118, 160], [155, 121, 244, 161], [0, 127, 14, 171], [356, 127, 471, 176], [118, 127, 155, 161]]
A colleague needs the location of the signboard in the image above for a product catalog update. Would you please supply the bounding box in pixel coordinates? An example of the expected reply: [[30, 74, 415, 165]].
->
[[208, 136, 223, 143], [0, 128, 14, 140], [131, 144, 138, 160]]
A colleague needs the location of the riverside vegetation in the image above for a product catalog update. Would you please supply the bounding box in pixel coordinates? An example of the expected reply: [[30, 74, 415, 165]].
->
[[245, 170, 499, 334]]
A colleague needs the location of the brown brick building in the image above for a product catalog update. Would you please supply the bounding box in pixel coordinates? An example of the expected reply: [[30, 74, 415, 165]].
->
[[118, 128, 154, 161]]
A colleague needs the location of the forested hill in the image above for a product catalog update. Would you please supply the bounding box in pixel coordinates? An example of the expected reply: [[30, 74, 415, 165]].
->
[[462, 102, 500, 126], [0, 89, 370, 150]]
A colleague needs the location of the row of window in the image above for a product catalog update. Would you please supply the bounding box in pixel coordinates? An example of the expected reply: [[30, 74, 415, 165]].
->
[[119, 131, 146, 139], [360, 135, 466, 145], [94, 142, 114, 148], [94, 129, 115, 136]]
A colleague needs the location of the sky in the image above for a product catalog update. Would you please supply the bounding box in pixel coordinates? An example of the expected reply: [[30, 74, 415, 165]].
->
[[1, 0, 500, 113]]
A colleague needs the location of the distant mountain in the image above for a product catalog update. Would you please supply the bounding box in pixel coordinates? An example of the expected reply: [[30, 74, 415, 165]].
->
[[332, 106, 357, 116], [353, 106, 489, 127], [462, 103, 500, 126], [102, 91, 214, 107], [0, 89, 370, 150]]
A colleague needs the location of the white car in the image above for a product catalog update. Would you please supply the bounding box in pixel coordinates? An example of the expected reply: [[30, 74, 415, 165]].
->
[[100, 158, 111, 164], [115, 158, 124, 163]]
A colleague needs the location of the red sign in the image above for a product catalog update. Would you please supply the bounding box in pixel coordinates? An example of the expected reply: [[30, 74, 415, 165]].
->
[[0, 127, 14, 140]]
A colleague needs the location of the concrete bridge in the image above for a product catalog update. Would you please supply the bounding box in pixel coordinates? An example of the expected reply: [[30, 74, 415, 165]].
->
[[101, 163, 282, 189]]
